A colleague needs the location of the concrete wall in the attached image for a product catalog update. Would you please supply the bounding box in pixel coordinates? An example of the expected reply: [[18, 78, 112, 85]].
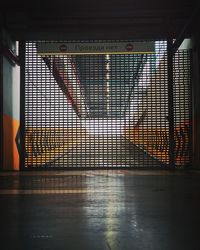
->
[[1, 29, 20, 170], [0, 40, 3, 169]]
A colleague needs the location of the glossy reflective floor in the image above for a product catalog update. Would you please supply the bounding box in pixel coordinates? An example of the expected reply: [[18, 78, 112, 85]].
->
[[0, 170, 200, 250]]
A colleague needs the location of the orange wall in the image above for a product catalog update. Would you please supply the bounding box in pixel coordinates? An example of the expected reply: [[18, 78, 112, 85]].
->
[[3, 114, 20, 170], [124, 120, 191, 166], [25, 127, 88, 167]]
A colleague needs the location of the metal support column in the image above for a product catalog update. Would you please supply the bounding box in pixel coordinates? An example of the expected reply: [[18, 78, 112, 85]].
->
[[167, 39, 175, 169], [19, 41, 25, 170]]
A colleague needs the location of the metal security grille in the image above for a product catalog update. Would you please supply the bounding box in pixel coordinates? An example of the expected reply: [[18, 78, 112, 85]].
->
[[22, 41, 192, 169], [173, 50, 192, 167]]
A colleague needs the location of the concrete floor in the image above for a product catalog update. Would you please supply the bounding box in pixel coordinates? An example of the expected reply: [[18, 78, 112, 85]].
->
[[0, 170, 200, 250]]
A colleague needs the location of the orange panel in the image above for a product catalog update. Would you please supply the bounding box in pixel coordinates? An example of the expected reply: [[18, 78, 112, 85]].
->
[[3, 114, 20, 170], [25, 127, 88, 166], [124, 120, 191, 166]]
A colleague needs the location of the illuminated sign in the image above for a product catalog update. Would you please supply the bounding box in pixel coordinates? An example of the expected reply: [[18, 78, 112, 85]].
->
[[37, 41, 155, 55]]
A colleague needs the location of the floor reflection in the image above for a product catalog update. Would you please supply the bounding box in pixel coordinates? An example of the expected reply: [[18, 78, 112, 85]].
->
[[0, 171, 200, 250]]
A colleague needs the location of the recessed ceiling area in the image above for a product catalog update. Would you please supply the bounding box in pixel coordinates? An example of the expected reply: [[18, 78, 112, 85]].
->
[[0, 0, 199, 40]]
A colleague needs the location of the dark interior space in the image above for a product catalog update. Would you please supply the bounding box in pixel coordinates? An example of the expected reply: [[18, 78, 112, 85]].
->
[[1, 0, 200, 249]]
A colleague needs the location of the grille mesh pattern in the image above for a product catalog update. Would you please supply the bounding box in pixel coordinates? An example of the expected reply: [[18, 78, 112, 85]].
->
[[23, 41, 192, 169]]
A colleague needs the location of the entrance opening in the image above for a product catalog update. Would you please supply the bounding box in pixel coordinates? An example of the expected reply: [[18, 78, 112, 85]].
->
[[22, 40, 192, 169]]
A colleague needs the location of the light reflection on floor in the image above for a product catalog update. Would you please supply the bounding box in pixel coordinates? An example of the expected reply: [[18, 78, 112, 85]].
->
[[0, 170, 200, 250]]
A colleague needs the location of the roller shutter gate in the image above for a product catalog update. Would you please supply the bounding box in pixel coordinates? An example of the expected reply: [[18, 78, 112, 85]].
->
[[21, 40, 192, 169]]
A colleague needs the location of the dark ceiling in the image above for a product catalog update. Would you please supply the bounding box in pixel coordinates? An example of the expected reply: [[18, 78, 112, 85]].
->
[[0, 0, 199, 40]]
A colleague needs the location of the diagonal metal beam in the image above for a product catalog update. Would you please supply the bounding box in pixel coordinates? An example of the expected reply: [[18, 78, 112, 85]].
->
[[173, 3, 200, 54]]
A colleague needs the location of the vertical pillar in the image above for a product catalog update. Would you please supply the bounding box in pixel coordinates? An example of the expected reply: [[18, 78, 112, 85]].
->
[[192, 23, 200, 169], [19, 41, 25, 170], [167, 39, 175, 169]]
